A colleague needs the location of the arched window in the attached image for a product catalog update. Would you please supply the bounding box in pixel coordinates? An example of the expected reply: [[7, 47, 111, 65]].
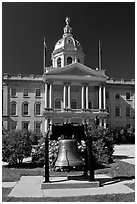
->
[[54, 98, 61, 109], [35, 103, 41, 116], [67, 57, 72, 65], [22, 102, 29, 116], [57, 57, 61, 67], [71, 98, 77, 109], [115, 105, 121, 117], [77, 59, 80, 63], [10, 102, 16, 116]]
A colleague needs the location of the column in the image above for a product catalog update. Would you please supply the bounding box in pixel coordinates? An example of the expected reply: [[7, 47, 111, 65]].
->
[[86, 86, 89, 109], [68, 84, 71, 108], [63, 84, 66, 109], [86, 118, 89, 125], [104, 118, 106, 128], [49, 83, 52, 108], [99, 86, 102, 109], [99, 118, 102, 127], [103, 86, 106, 109], [45, 83, 48, 108], [82, 118, 85, 125], [68, 118, 71, 123], [62, 55, 65, 67], [3, 82, 10, 130], [44, 118, 48, 133], [81, 85, 84, 109]]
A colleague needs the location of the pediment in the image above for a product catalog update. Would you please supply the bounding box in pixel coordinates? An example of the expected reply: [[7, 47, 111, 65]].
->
[[46, 63, 107, 78], [57, 67, 91, 76]]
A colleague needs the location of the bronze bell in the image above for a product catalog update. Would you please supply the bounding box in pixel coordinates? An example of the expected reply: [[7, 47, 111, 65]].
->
[[55, 139, 85, 167]]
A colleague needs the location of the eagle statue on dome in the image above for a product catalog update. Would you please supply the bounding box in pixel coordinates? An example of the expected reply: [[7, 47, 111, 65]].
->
[[65, 16, 70, 25]]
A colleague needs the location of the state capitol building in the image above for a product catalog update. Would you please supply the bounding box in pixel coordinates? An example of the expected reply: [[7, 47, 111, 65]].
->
[[2, 17, 135, 136]]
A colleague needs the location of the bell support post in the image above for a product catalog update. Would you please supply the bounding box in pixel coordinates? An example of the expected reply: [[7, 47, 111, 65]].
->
[[44, 128, 50, 183]]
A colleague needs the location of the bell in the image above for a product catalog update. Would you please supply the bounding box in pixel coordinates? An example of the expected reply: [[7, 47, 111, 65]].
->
[[55, 139, 85, 167]]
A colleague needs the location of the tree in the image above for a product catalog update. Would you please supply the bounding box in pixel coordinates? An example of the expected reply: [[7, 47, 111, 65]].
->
[[2, 129, 41, 165]]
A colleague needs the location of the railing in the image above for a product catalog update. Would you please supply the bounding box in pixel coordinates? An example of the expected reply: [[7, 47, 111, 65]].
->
[[44, 108, 107, 113]]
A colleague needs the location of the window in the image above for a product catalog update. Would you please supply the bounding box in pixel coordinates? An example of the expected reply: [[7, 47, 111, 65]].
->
[[115, 94, 120, 99], [67, 57, 72, 65], [106, 91, 109, 99], [22, 122, 29, 131], [126, 123, 131, 129], [115, 106, 121, 117], [126, 106, 131, 117], [23, 89, 28, 97], [71, 98, 77, 109], [35, 88, 41, 97], [35, 103, 41, 116], [55, 98, 61, 109], [77, 59, 80, 63], [10, 102, 16, 116], [57, 57, 61, 67], [88, 100, 93, 109], [126, 92, 131, 100], [34, 122, 41, 134], [11, 88, 16, 97], [22, 102, 29, 116]]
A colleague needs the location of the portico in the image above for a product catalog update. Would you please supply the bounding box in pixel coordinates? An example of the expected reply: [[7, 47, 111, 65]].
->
[[43, 64, 108, 133]]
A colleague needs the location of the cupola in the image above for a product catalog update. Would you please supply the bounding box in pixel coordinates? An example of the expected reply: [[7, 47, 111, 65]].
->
[[52, 17, 85, 68]]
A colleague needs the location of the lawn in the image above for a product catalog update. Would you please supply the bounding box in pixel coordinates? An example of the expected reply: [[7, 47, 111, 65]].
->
[[3, 192, 135, 202], [2, 158, 135, 202], [2, 159, 135, 182]]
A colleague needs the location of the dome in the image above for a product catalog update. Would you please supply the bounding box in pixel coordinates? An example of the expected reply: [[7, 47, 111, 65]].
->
[[54, 36, 82, 52], [53, 17, 83, 53]]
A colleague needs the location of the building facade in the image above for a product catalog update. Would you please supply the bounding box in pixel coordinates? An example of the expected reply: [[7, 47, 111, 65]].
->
[[2, 17, 135, 135]]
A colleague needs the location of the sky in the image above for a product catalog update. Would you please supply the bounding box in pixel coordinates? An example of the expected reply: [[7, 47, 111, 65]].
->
[[2, 2, 135, 79]]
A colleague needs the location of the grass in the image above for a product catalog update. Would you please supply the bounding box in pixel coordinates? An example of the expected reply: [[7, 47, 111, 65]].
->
[[2, 165, 44, 182], [2, 157, 135, 202], [2, 191, 135, 202], [2, 187, 13, 202], [2, 159, 135, 182]]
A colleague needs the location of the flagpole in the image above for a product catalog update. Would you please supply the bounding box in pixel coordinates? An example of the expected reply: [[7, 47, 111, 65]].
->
[[43, 37, 45, 71], [98, 40, 102, 70], [43, 37, 47, 73]]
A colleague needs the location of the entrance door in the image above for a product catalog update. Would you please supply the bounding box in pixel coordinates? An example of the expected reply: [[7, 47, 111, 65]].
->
[[51, 124, 85, 141]]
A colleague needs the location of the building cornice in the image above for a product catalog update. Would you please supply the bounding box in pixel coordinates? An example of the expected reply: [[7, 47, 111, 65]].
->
[[107, 78, 135, 85], [3, 73, 43, 82]]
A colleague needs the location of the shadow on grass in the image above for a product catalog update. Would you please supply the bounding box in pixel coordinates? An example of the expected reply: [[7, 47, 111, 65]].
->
[[99, 175, 135, 187], [4, 162, 43, 169], [113, 155, 134, 160], [5, 161, 110, 171]]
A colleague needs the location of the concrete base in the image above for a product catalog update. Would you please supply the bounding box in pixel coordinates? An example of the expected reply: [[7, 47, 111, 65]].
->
[[41, 176, 100, 189]]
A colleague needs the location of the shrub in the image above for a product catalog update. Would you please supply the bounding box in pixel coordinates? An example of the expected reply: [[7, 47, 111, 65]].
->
[[2, 129, 41, 165], [113, 128, 135, 144], [31, 139, 59, 168], [86, 125, 114, 165], [32, 125, 114, 168]]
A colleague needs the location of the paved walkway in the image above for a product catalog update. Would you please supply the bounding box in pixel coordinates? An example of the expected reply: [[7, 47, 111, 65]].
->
[[2, 144, 135, 198], [113, 144, 135, 165], [4, 175, 135, 198]]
